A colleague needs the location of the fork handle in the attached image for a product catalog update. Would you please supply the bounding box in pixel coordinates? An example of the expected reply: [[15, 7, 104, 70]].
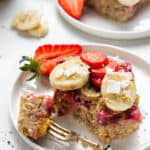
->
[[77, 136, 104, 150]]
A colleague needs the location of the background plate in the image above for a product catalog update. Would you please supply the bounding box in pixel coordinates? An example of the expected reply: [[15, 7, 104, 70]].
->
[[10, 44, 150, 150], [56, 0, 150, 40]]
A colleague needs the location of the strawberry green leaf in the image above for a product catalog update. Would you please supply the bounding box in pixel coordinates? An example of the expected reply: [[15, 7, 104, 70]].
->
[[19, 56, 40, 81]]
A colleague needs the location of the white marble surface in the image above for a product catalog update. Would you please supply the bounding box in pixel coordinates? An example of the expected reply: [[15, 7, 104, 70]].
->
[[0, 0, 150, 150]]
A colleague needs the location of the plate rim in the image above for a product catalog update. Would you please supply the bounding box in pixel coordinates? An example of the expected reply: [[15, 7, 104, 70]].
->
[[9, 43, 150, 150], [56, 0, 150, 40]]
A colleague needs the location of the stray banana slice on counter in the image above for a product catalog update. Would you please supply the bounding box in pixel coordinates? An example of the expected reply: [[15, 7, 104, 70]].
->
[[28, 20, 48, 38], [12, 10, 41, 31], [101, 72, 136, 112], [50, 57, 89, 91]]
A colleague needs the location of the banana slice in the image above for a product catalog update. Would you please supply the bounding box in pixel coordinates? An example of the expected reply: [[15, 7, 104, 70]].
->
[[50, 57, 89, 91], [101, 72, 136, 112], [28, 20, 48, 38], [81, 84, 100, 100], [118, 0, 140, 7], [12, 10, 41, 31]]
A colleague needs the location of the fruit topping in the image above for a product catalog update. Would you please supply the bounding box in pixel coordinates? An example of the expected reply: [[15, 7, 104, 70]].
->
[[50, 57, 89, 91], [80, 51, 108, 69], [91, 76, 102, 88], [81, 83, 100, 100], [101, 72, 136, 112], [19, 44, 82, 80], [91, 68, 106, 79]]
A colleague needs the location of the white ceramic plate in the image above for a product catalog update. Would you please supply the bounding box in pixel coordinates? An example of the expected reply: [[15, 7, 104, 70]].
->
[[56, 0, 150, 40], [9, 44, 150, 150]]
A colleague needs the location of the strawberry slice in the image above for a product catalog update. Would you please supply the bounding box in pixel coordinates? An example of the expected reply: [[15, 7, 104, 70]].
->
[[34, 44, 82, 62], [19, 44, 82, 80], [39, 52, 80, 75], [39, 57, 62, 76], [90, 59, 118, 78], [80, 51, 108, 69], [58, 0, 85, 19], [91, 76, 102, 88], [90, 58, 119, 88], [90, 68, 106, 79]]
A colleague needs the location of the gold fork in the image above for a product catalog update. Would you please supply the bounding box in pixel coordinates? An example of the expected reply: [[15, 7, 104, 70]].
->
[[48, 120, 112, 150]]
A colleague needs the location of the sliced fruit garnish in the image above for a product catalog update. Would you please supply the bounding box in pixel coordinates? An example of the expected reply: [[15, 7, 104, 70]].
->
[[101, 72, 136, 112], [34, 44, 82, 62], [39, 56, 63, 75], [90, 58, 118, 79], [19, 44, 82, 80], [50, 57, 89, 91], [81, 84, 100, 100], [91, 76, 102, 88], [80, 51, 108, 69], [58, 0, 85, 19], [91, 68, 106, 79]]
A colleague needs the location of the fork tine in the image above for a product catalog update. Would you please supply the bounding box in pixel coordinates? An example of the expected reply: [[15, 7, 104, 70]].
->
[[48, 120, 109, 150], [50, 124, 69, 136], [51, 120, 71, 133], [48, 120, 73, 141], [48, 128, 68, 141]]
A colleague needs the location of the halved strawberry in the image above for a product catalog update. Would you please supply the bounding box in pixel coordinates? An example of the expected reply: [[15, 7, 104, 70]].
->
[[39, 56, 63, 76], [19, 44, 82, 80], [58, 0, 85, 19], [39, 52, 81, 75], [34, 44, 82, 62]]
